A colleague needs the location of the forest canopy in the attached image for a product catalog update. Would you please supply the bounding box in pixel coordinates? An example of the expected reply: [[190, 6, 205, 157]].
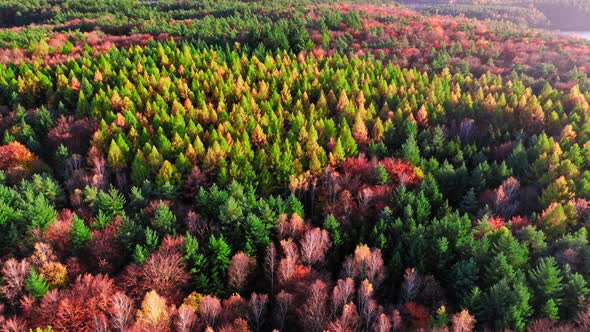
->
[[0, 1, 590, 331]]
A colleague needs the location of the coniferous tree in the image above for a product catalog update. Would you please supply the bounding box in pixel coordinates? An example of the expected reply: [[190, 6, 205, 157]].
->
[[70, 215, 92, 252], [184, 233, 209, 292], [107, 139, 126, 172], [323, 215, 343, 249], [208, 235, 231, 294], [339, 119, 358, 157], [27, 269, 49, 299], [402, 134, 421, 165], [529, 257, 564, 318], [151, 202, 176, 236]]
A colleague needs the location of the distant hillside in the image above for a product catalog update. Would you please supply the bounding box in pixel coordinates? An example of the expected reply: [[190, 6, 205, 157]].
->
[[536, 0, 590, 30], [400, 0, 590, 30]]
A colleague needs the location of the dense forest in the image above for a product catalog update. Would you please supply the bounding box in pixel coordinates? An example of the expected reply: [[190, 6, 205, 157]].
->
[[1, 0, 590, 331]]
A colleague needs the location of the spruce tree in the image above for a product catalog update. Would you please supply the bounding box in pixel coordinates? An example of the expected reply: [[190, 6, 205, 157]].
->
[[70, 215, 92, 252], [151, 202, 176, 236], [339, 119, 358, 157], [323, 215, 343, 248], [401, 133, 421, 165], [208, 235, 231, 294], [107, 139, 126, 171], [27, 269, 49, 299], [528, 257, 564, 315]]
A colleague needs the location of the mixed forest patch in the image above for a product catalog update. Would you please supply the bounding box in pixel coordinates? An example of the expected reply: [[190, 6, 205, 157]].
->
[[0, 1, 589, 90]]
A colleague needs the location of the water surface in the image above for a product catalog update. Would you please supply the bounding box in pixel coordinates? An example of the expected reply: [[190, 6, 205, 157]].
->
[[554, 31, 590, 40]]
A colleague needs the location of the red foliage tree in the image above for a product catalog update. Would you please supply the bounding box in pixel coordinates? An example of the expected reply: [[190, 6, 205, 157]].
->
[[84, 145, 109, 191], [341, 156, 374, 185], [183, 166, 207, 199], [392, 309, 403, 331], [42, 210, 74, 259], [401, 268, 421, 303], [276, 214, 290, 240], [0, 316, 27, 332], [249, 293, 268, 332], [331, 278, 356, 317], [50, 274, 116, 332], [0, 141, 38, 180], [221, 294, 248, 324], [509, 215, 531, 232], [280, 238, 299, 260], [264, 243, 277, 294], [289, 213, 305, 240], [357, 280, 379, 331], [277, 213, 306, 240], [328, 302, 360, 332], [0, 258, 30, 307], [274, 291, 294, 331], [380, 158, 422, 186], [451, 309, 476, 332], [405, 302, 430, 330], [175, 304, 198, 332], [88, 216, 123, 273], [372, 313, 392, 332], [199, 295, 222, 328], [488, 216, 506, 230], [26, 290, 58, 327], [574, 198, 590, 220], [332, 190, 355, 223], [47, 116, 96, 154], [493, 177, 521, 218], [121, 249, 190, 304], [228, 252, 255, 291], [300, 279, 328, 332], [349, 245, 385, 288], [277, 257, 297, 286], [299, 227, 331, 266], [109, 291, 134, 331], [159, 235, 185, 255], [218, 317, 250, 332], [415, 105, 429, 128]]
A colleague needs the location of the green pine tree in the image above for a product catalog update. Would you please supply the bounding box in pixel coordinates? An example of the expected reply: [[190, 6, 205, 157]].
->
[[151, 202, 176, 236], [70, 215, 92, 252], [561, 265, 590, 318], [133, 244, 150, 264], [107, 139, 126, 171], [323, 215, 343, 248], [401, 133, 420, 165], [130, 152, 149, 186], [528, 257, 564, 314], [183, 233, 209, 292], [27, 269, 49, 299], [460, 188, 478, 215], [27, 195, 57, 231], [375, 164, 390, 185], [245, 214, 270, 256], [208, 235, 231, 294], [339, 119, 358, 157], [542, 298, 559, 321]]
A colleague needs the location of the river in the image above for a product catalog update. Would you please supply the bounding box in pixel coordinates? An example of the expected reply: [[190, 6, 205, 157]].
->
[[554, 31, 590, 40]]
